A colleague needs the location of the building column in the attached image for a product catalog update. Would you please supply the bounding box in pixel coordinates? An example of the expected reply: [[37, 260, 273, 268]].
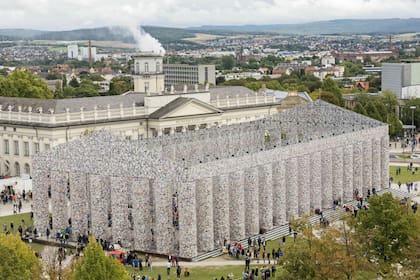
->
[[157, 128, 163, 137], [179, 180, 198, 258], [110, 177, 130, 247], [152, 178, 172, 254], [132, 178, 152, 252], [272, 161, 287, 226], [258, 164, 273, 231], [310, 152, 322, 211], [196, 177, 214, 252], [353, 143, 363, 197], [363, 140, 373, 196], [343, 145, 354, 202], [372, 138, 381, 189], [169, 127, 175, 135], [89, 175, 110, 240], [286, 157, 299, 219], [333, 147, 344, 203], [33, 169, 50, 236], [298, 155, 311, 216], [380, 136, 389, 190], [213, 174, 230, 244], [244, 167, 259, 236], [70, 173, 89, 237], [51, 171, 68, 232], [229, 171, 245, 241], [321, 149, 333, 209]]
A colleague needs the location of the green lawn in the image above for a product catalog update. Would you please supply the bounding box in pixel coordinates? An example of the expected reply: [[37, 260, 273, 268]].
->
[[127, 264, 282, 280], [390, 165, 420, 184], [0, 212, 32, 234]]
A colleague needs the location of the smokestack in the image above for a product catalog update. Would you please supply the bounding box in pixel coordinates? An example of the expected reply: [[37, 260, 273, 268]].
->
[[88, 40, 92, 66]]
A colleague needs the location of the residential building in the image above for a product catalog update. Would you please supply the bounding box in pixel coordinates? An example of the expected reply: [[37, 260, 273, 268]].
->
[[163, 64, 216, 86], [382, 62, 420, 99]]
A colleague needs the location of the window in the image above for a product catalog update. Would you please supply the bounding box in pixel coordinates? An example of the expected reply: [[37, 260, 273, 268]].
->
[[4, 140, 9, 155], [135, 62, 140, 74], [144, 82, 149, 92], [44, 144, 50, 151], [14, 141, 19, 156], [144, 62, 149, 73], [14, 162, 20, 177], [156, 61, 161, 72], [34, 143, 40, 154], [24, 142, 29, 157], [204, 67, 209, 83]]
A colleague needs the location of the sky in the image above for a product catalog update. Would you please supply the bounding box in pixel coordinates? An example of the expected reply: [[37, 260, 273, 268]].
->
[[0, 0, 419, 30]]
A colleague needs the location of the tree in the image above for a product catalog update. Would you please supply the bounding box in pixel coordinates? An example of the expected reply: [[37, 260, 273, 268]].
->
[[320, 91, 341, 106], [71, 237, 130, 280], [108, 76, 132, 95], [380, 90, 399, 115], [364, 101, 382, 121], [321, 78, 344, 106], [355, 193, 417, 264], [0, 69, 53, 99], [0, 233, 42, 280], [220, 56, 235, 70], [353, 102, 368, 115], [69, 77, 80, 88]]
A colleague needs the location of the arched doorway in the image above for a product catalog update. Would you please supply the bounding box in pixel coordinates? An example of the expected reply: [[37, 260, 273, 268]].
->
[[14, 162, 20, 177], [24, 163, 30, 175]]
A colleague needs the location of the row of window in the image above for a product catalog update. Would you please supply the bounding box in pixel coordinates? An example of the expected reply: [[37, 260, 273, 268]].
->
[[3, 140, 50, 156], [134, 62, 161, 73]]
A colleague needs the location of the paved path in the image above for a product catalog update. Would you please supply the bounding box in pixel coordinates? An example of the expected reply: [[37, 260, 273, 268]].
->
[[0, 199, 32, 217]]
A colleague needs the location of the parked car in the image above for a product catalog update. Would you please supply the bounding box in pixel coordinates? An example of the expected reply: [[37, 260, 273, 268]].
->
[[410, 154, 420, 159], [389, 154, 400, 159]]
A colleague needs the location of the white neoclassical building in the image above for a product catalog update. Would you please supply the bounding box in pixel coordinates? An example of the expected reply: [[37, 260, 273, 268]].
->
[[0, 52, 304, 177]]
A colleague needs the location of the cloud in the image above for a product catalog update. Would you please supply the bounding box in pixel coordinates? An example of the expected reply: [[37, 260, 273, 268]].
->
[[0, 0, 419, 30]]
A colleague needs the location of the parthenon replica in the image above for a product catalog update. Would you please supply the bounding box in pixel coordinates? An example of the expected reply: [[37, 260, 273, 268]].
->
[[32, 100, 389, 258]]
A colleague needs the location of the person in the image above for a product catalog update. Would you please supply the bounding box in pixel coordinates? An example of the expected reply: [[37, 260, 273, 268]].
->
[[167, 261, 171, 275], [176, 265, 182, 279]]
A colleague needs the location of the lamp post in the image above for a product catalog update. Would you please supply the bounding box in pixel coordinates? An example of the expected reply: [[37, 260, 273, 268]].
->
[[410, 105, 416, 153]]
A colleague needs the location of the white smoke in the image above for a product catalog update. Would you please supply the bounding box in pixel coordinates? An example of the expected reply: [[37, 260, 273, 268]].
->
[[126, 25, 166, 55]]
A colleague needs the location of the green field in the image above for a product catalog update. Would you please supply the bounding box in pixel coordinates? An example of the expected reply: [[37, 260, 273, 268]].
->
[[390, 165, 420, 184], [0, 212, 32, 234], [127, 264, 282, 280]]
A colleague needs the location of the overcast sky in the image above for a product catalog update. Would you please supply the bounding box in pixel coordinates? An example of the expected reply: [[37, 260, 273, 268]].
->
[[1, 0, 419, 30]]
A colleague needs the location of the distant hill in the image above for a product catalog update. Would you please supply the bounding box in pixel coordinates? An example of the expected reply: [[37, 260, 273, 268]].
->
[[0, 26, 196, 45], [190, 18, 420, 35]]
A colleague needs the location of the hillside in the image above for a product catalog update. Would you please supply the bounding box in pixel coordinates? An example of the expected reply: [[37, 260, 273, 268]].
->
[[191, 18, 420, 35]]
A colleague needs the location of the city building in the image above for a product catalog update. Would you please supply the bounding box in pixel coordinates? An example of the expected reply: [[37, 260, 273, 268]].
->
[[163, 64, 216, 86], [67, 45, 79, 60], [32, 100, 389, 259], [0, 52, 291, 177], [382, 62, 420, 99]]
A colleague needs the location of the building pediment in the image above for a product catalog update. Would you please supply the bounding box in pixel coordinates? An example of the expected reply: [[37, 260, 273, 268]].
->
[[149, 97, 223, 119]]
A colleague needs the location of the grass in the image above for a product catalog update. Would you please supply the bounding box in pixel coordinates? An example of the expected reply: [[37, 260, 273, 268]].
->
[[0, 212, 32, 233], [389, 165, 420, 184], [127, 264, 282, 280], [396, 154, 411, 159]]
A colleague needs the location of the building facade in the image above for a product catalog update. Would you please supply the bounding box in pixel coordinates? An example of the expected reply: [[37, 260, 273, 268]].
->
[[0, 53, 287, 177], [32, 101, 389, 259], [382, 62, 420, 99], [163, 64, 216, 86]]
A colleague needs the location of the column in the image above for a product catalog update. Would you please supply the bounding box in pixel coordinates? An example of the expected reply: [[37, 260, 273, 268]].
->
[[229, 171, 245, 241], [132, 178, 152, 251], [89, 175, 109, 239], [258, 164, 273, 231], [152, 178, 172, 254], [343, 145, 354, 202], [244, 167, 259, 235], [380, 136, 389, 190], [321, 150, 333, 209], [298, 155, 311, 216], [70, 173, 89, 237], [372, 138, 381, 189], [286, 157, 299, 219], [110, 177, 130, 247], [333, 147, 344, 203], [51, 171, 67, 231], [353, 143, 363, 197], [272, 161, 287, 226], [33, 169, 50, 236], [178, 180, 197, 258], [310, 152, 322, 211], [196, 177, 214, 252], [213, 174, 230, 244], [363, 140, 373, 195]]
